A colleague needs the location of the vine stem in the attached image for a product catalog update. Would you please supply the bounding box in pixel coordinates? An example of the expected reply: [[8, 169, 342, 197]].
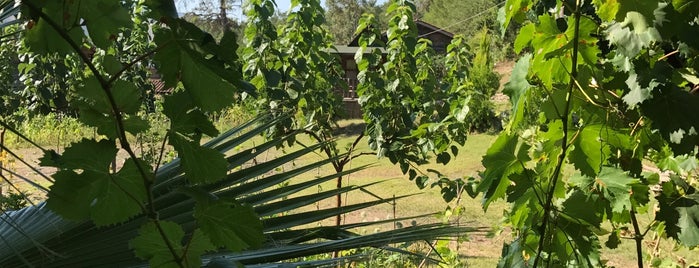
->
[[532, 1, 582, 267], [22, 2, 184, 267], [630, 208, 645, 268]]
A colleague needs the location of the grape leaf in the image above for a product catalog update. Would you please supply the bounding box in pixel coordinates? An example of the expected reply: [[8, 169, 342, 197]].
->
[[513, 24, 535, 54], [131, 221, 215, 268], [562, 190, 603, 227], [163, 92, 219, 140], [478, 133, 531, 210], [641, 85, 699, 155], [46, 157, 149, 226], [569, 167, 636, 213], [168, 133, 228, 184], [112, 80, 142, 114], [569, 124, 611, 177], [194, 200, 264, 251], [80, 0, 131, 48], [79, 108, 149, 138], [46, 170, 94, 220], [41, 139, 118, 171], [503, 54, 532, 129], [23, 1, 83, 55], [154, 19, 239, 112], [622, 73, 659, 108], [606, 14, 662, 71], [657, 192, 699, 247], [498, 0, 532, 35]]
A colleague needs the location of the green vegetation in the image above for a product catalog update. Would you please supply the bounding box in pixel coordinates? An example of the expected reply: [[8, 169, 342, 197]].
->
[[1, 0, 699, 267]]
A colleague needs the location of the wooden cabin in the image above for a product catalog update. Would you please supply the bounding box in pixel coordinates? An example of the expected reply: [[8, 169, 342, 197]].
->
[[332, 19, 454, 118]]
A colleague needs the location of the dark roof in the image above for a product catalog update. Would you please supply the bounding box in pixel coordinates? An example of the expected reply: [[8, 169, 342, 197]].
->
[[415, 19, 454, 38], [346, 19, 454, 47]]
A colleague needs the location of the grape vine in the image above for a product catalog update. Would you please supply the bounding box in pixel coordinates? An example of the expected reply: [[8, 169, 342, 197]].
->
[[481, 0, 699, 266]]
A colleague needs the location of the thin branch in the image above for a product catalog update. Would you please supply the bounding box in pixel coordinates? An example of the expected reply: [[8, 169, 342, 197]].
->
[[22, 2, 183, 266], [154, 133, 170, 175], [533, 1, 582, 266], [629, 208, 645, 268], [107, 45, 166, 86]]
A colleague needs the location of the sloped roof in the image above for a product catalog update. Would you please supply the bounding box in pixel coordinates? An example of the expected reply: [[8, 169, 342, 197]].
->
[[346, 19, 454, 47]]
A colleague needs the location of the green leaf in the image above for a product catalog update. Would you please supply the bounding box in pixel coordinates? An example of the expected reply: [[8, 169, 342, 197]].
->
[[656, 192, 699, 247], [514, 24, 535, 53], [47, 139, 118, 171], [143, 0, 179, 19], [503, 54, 532, 128], [80, 0, 131, 48], [112, 80, 142, 114], [606, 14, 662, 70], [75, 75, 111, 114], [46, 157, 149, 226], [478, 133, 531, 210], [132, 221, 215, 268], [605, 230, 621, 249], [622, 73, 659, 108], [154, 19, 239, 112], [561, 190, 603, 227], [169, 133, 228, 184], [641, 87, 699, 155], [23, 1, 83, 55], [569, 167, 636, 214], [163, 92, 219, 139], [499, 0, 532, 35], [195, 200, 264, 251], [570, 125, 612, 177]]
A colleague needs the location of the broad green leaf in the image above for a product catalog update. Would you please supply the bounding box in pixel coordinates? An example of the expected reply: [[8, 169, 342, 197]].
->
[[616, 0, 660, 22], [641, 86, 699, 155], [497, 238, 533, 268], [570, 124, 612, 177], [561, 190, 603, 227], [112, 80, 142, 114], [569, 167, 636, 214], [46, 157, 149, 226], [503, 53, 532, 129], [44, 139, 118, 171], [513, 24, 534, 53], [80, 0, 131, 48], [478, 133, 531, 210], [455, 96, 470, 122], [499, 0, 532, 35], [23, 1, 83, 55], [163, 92, 219, 139], [143, 0, 179, 19], [606, 14, 661, 70], [79, 108, 149, 138], [622, 73, 659, 108], [75, 75, 111, 114], [132, 221, 215, 268], [46, 170, 94, 220], [184, 229, 217, 267], [169, 133, 227, 184], [554, 217, 603, 266], [657, 192, 699, 247], [195, 201, 264, 251], [154, 19, 238, 112]]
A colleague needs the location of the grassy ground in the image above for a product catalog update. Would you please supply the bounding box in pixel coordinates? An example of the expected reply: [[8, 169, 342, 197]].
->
[[228, 119, 699, 267], [3, 113, 698, 266]]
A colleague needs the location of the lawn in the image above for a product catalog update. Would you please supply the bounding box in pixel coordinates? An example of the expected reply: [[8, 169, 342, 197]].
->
[[3, 117, 698, 267]]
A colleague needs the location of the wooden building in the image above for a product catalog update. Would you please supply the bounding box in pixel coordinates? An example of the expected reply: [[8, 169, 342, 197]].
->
[[331, 20, 454, 118]]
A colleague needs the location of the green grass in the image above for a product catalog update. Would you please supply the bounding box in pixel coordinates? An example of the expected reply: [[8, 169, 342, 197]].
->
[[5, 115, 699, 267], [230, 119, 699, 267]]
